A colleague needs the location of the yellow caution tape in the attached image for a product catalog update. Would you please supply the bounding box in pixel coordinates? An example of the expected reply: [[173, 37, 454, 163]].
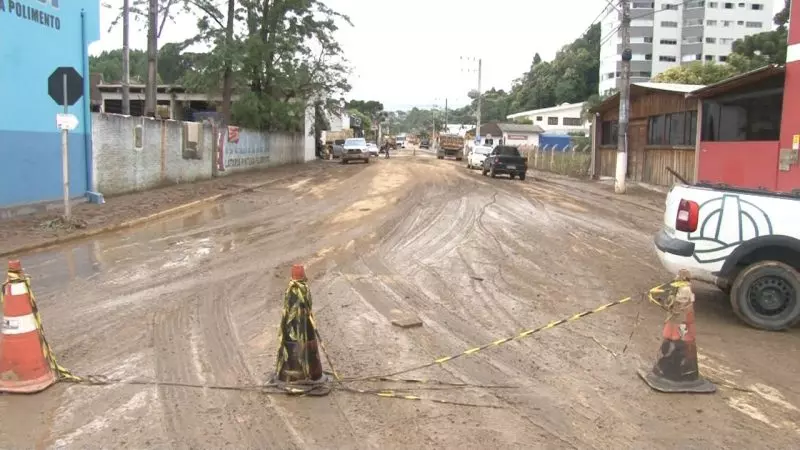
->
[[351, 282, 679, 381]]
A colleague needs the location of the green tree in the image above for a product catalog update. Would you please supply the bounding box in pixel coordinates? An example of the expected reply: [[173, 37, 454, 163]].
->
[[506, 23, 600, 113], [652, 62, 738, 84], [727, 0, 791, 73]]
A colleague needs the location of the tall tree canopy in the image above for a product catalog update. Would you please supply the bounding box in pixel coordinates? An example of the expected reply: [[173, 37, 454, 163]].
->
[[101, 0, 352, 131], [652, 61, 739, 84], [727, 0, 791, 72]]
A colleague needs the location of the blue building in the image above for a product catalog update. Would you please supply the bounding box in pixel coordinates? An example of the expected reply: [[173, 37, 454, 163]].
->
[[0, 0, 100, 209]]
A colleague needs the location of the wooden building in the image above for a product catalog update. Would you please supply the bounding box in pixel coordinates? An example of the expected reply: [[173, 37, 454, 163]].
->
[[591, 82, 704, 187]]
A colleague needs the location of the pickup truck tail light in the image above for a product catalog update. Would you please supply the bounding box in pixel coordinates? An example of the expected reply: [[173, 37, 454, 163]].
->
[[675, 199, 699, 232]]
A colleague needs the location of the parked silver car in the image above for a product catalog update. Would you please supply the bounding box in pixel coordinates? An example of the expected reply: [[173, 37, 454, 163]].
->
[[341, 138, 370, 164]]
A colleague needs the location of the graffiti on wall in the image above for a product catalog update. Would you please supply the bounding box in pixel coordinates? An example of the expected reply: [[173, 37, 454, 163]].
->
[[223, 128, 270, 169]]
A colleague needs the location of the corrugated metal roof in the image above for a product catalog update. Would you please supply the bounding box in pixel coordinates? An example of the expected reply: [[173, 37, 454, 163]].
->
[[687, 65, 784, 99], [632, 82, 705, 93], [497, 123, 545, 133], [590, 82, 706, 114], [506, 102, 584, 119]]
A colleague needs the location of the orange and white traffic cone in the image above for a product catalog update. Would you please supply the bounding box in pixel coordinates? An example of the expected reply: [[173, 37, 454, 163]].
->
[[0, 260, 57, 394], [271, 264, 331, 396], [639, 276, 716, 394]]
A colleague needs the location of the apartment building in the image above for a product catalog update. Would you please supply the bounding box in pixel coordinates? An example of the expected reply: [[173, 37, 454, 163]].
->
[[598, 0, 774, 94]]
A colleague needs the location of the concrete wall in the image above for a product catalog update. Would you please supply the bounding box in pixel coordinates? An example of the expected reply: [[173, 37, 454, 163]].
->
[[218, 127, 305, 175], [92, 113, 214, 196]]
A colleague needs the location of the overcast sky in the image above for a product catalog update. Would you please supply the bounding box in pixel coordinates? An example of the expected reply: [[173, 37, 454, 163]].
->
[[89, 0, 784, 111]]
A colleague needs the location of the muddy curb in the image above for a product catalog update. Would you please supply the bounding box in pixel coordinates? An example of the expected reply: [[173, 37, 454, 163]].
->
[[0, 180, 275, 258], [532, 175, 664, 213]]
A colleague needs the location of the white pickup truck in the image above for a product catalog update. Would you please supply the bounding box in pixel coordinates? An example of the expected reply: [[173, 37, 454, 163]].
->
[[654, 183, 800, 331]]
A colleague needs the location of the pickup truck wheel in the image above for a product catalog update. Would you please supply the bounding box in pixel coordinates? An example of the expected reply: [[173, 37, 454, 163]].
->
[[482, 167, 487, 176], [509, 173, 515, 179], [519, 173, 526, 181], [437, 156, 444, 160], [490, 166, 496, 178], [365, 157, 370, 164], [341, 158, 347, 164], [456, 157, 463, 161], [730, 260, 800, 331]]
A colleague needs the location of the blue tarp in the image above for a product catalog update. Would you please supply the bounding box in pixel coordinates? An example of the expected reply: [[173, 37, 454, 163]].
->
[[538, 134, 572, 152]]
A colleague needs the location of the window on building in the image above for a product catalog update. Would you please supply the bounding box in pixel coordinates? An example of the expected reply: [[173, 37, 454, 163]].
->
[[746, 21, 762, 28], [707, 20, 717, 26], [706, 37, 717, 43], [663, 3, 678, 9], [660, 39, 678, 45], [601, 121, 618, 146], [547, 117, 559, 125], [724, 2, 734, 8], [705, 55, 714, 61], [633, 2, 654, 7], [720, 38, 734, 44], [633, 71, 653, 77], [683, 36, 702, 44], [737, 20, 745, 25], [718, 55, 728, 62], [661, 21, 679, 27], [647, 111, 698, 146], [722, 20, 733, 27], [702, 87, 783, 142], [645, 53, 653, 60], [644, 36, 654, 43], [686, 0, 705, 7], [660, 55, 677, 62], [709, 1, 718, 6], [684, 18, 703, 27], [751, 3, 764, 10], [563, 117, 583, 126], [738, 2, 745, 6]]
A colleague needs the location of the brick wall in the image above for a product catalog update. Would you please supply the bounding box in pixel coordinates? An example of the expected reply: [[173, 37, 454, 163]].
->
[[92, 113, 214, 196]]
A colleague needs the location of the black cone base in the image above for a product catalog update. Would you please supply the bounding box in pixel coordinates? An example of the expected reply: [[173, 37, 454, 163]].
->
[[638, 369, 716, 394], [270, 372, 332, 397]]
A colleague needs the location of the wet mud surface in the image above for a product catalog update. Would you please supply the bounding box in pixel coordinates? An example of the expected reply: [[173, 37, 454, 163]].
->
[[1, 149, 799, 449]]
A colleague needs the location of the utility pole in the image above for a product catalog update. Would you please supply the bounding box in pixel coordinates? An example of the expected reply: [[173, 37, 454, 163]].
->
[[476, 58, 482, 146], [144, 0, 158, 117], [444, 98, 448, 130], [615, 0, 631, 194], [121, 0, 131, 115]]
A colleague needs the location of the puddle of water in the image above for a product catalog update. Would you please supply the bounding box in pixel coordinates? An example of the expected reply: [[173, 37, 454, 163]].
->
[[15, 200, 260, 298]]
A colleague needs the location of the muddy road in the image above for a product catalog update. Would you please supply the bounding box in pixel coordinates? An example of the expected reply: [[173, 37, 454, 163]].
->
[[2, 150, 799, 449]]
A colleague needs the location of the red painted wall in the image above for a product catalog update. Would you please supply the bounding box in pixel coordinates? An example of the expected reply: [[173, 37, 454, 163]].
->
[[697, 141, 779, 191], [777, 1, 800, 192]]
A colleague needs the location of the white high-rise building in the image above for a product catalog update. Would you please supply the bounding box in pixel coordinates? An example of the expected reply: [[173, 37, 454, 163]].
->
[[598, 0, 775, 95]]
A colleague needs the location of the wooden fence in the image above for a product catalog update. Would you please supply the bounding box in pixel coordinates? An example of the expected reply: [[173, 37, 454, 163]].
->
[[519, 144, 592, 178]]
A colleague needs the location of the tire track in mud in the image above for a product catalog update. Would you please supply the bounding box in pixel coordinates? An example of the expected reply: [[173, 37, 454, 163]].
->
[[153, 302, 208, 449], [342, 253, 581, 448]]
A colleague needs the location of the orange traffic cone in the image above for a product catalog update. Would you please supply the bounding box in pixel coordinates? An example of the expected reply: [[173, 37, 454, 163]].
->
[[271, 264, 330, 395], [0, 260, 57, 394], [639, 278, 715, 394]]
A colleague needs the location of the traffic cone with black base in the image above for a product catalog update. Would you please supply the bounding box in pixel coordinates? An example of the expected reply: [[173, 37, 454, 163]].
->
[[0, 260, 57, 394], [270, 264, 331, 396], [639, 272, 716, 394]]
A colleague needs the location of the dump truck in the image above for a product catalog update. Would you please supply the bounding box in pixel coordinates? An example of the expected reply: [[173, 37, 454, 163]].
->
[[437, 134, 465, 160], [322, 129, 354, 158]]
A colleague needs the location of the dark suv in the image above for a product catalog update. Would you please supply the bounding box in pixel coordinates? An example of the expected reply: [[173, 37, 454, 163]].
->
[[420, 139, 430, 149], [482, 145, 528, 180]]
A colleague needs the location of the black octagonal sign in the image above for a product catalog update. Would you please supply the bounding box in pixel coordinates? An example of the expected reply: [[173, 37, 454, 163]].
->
[[48, 67, 84, 106]]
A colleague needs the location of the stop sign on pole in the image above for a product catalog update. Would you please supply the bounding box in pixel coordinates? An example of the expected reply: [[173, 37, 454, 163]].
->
[[48, 67, 84, 106]]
